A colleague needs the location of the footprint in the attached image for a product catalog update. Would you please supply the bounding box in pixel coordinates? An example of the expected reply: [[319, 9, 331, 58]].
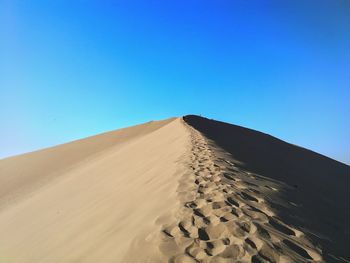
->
[[223, 173, 236, 181], [283, 239, 313, 260], [258, 243, 280, 263], [226, 197, 240, 207], [198, 228, 210, 241], [245, 238, 257, 249], [178, 222, 191, 238], [268, 218, 295, 236], [218, 244, 245, 260], [205, 224, 227, 240], [236, 221, 251, 233], [254, 223, 271, 240], [211, 201, 226, 210], [240, 191, 259, 202], [205, 240, 226, 256], [186, 245, 207, 261]]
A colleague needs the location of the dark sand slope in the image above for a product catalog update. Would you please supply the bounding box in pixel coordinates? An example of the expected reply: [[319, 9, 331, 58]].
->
[[184, 115, 350, 262]]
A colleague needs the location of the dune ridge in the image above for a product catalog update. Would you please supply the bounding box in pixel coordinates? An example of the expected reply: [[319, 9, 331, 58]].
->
[[133, 121, 323, 262], [0, 115, 349, 262]]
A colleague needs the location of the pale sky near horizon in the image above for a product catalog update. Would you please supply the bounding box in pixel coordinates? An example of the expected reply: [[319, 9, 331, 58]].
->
[[1, 1, 349, 164]]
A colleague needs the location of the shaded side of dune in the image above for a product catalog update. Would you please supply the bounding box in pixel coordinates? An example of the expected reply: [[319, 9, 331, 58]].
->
[[183, 115, 350, 262]]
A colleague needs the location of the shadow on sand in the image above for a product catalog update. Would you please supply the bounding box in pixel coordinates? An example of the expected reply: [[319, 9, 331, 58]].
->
[[184, 115, 350, 262]]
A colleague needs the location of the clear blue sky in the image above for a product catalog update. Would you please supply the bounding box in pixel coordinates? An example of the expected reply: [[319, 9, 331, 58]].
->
[[1, 0, 349, 164]]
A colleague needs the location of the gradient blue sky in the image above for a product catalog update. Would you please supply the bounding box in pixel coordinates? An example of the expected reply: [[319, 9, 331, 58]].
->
[[1, 0, 349, 164]]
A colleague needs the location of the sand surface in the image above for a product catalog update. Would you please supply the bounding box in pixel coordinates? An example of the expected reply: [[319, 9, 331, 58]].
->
[[184, 115, 350, 263], [0, 116, 349, 262], [0, 118, 188, 262]]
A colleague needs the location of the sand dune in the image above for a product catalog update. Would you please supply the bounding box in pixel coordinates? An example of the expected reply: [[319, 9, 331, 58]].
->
[[183, 115, 350, 263], [0, 118, 188, 262], [0, 115, 349, 262]]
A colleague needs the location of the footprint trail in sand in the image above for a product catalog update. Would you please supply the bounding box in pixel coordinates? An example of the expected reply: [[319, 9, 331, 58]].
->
[[157, 123, 323, 263]]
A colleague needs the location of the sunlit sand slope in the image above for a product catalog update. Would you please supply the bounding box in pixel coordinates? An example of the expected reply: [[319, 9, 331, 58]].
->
[[0, 117, 189, 262]]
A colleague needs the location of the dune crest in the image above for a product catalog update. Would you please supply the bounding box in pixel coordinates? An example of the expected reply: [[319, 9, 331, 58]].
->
[[0, 115, 349, 262], [132, 122, 323, 262]]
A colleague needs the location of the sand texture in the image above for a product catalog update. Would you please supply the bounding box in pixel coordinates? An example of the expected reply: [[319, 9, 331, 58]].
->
[[183, 115, 350, 263], [0, 115, 349, 262], [0, 118, 188, 262]]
